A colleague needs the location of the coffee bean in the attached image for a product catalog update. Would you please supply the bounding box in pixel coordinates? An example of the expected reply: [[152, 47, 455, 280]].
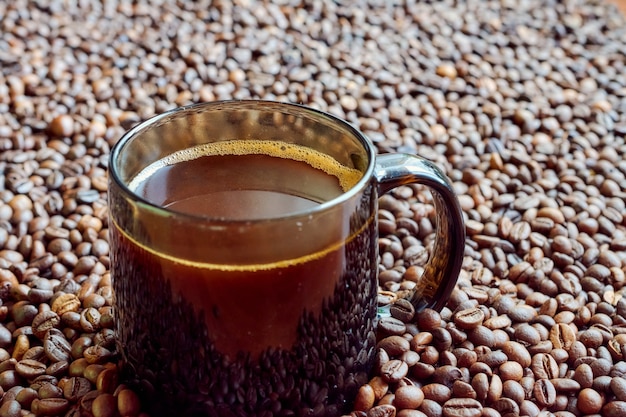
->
[[549, 323, 577, 350], [380, 360, 408, 383], [83, 346, 112, 365], [442, 398, 482, 417], [491, 397, 519, 417], [422, 383, 452, 403], [46, 360, 69, 378], [14, 359, 46, 380], [32, 398, 70, 416], [471, 373, 488, 402], [577, 387, 603, 414], [116, 389, 142, 417], [573, 363, 594, 389], [369, 376, 390, 401], [502, 341, 531, 368], [22, 347, 45, 365], [377, 336, 410, 357], [390, 298, 415, 323], [499, 361, 524, 381], [95, 369, 118, 396], [378, 318, 407, 337], [476, 350, 506, 369], [487, 374, 503, 404], [92, 393, 117, 417], [31, 311, 61, 340], [50, 293, 81, 316], [411, 363, 435, 380], [394, 385, 424, 410], [483, 315, 511, 330], [453, 308, 484, 330], [83, 364, 105, 385], [551, 378, 581, 393], [433, 366, 464, 388], [15, 387, 37, 408], [603, 401, 626, 417], [416, 309, 441, 332], [43, 329, 71, 363], [419, 399, 442, 417], [63, 377, 91, 402], [531, 353, 559, 380], [533, 379, 556, 407]]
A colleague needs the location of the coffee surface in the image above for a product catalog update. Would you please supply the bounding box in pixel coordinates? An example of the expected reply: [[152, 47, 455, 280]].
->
[[130, 139, 362, 219]]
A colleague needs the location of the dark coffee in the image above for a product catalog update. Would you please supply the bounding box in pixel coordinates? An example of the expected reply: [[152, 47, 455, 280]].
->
[[110, 140, 377, 416]]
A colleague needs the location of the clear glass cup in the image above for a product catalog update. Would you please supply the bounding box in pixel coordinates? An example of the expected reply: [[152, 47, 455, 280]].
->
[[108, 100, 465, 417]]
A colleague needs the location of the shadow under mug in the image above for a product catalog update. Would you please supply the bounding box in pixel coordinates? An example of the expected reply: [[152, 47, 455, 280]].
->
[[108, 100, 465, 417]]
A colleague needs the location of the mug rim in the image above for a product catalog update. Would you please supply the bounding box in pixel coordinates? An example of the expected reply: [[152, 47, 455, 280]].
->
[[109, 99, 377, 223]]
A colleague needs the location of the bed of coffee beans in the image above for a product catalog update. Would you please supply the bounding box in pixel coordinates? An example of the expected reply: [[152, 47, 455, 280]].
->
[[1, 0, 626, 416]]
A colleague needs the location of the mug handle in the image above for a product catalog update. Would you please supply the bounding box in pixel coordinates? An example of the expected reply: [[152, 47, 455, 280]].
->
[[375, 153, 465, 312]]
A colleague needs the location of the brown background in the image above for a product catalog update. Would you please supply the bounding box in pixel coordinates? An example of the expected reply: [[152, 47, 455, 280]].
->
[[609, 0, 626, 13]]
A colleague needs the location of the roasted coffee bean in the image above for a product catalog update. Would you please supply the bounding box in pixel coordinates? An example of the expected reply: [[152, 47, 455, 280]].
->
[[31, 311, 60, 340], [82, 346, 112, 365], [15, 387, 37, 409], [549, 323, 577, 350], [501, 380, 524, 404], [83, 364, 105, 385], [37, 382, 63, 399], [611, 377, 626, 401], [92, 393, 117, 417], [14, 359, 46, 380], [50, 293, 81, 316], [95, 368, 118, 394], [0, 400, 21, 417], [416, 309, 441, 332], [43, 329, 71, 363], [422, 383, 452, 404], [378, 318, 407, 337], [471, 373, 489, 402], [491, 397, 519, 416], [466, 326, 495, 348], [449, 380, 475, 401], [394, 385, 425, 410], [369, 376, 390, 401], [531, 353, 559, 380], [502, 341, 531, 368], [46, 360, 69, 378], [533, 379, 556, 407], [478, 350, 507, 368], [498, 361, 524, 381], [453, 308, 485, 330], [577, 388, 603, 414], [441, 398, 482, 417], [22, 346, 45, 363], [603, 401, 626, 417], [380, 360, 408, 383], [377, 336, 410, 357], [31, 398, 70, 416], [551, 378, 581, 393], [390, 298, 415, 323], [63, 377, 91, 402], [117, 389, 142, 417], [411, 363, 435, 380]]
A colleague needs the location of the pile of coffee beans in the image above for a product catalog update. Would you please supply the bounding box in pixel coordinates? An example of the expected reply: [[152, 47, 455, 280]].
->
[[1, 0, 625, 416]]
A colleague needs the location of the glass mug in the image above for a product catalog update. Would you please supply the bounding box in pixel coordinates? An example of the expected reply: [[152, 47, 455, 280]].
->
[[108, 100, 465, 417]]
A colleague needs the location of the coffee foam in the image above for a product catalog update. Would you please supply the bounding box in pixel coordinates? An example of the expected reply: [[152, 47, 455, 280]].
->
[[129, 139, 363, 193]]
